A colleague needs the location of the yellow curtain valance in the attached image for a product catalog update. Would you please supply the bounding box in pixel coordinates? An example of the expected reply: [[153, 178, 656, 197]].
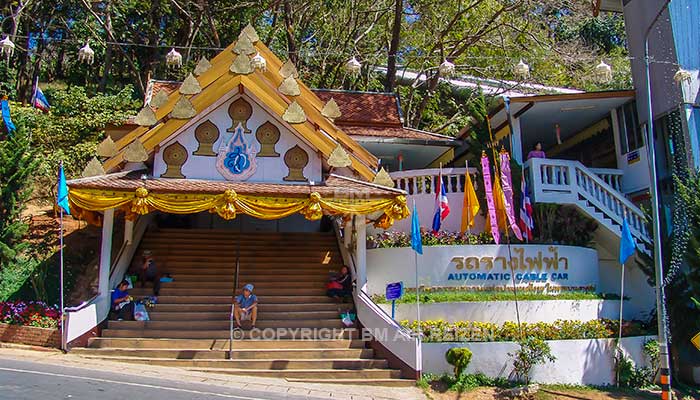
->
[[68, 187, 409, 227]]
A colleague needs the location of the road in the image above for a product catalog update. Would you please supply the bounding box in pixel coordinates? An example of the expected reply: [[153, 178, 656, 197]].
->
[[0, 358, 327, 400]]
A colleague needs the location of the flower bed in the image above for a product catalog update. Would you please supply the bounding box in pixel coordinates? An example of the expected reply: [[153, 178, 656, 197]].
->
[[368, 230, 494, 248], [1, 301, 61, 329], [400, 319, 653, 343]]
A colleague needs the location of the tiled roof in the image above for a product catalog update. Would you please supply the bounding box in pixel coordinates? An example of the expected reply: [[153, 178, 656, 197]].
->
[[341, 125, 456, 142], [68, 171, 402, 198], [148, 80, 181, 98], [313, 90, 402, 126]]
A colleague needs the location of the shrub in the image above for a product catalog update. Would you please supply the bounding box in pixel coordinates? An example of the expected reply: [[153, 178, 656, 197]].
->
[[367, 230, 493, 249], [445, 347, 473, 377], [509, 337, 556, 384], [0, 300, 60, 329]]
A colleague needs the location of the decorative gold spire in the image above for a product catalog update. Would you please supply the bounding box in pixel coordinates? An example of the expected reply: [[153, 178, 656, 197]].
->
[[97, 136, 118, 158], [193, 56, 212, 76], [230, 54, 254, 75], [170, 96, 197, 119], [279, 59, 299, 79], [241, 23, 260, 43], [123, 140, 149, 163], [81, 157, 105, 177], [282, 101, 306, 124], [321, 98, 342, 121], [327, 144, 352, 168], [232, 32, 256, 55], [150, 90, 169, 108], [373, 167, 395, 188], [134, 106, 157, 126], [278, 76, 301, 97], [179, 73, 202, 95]]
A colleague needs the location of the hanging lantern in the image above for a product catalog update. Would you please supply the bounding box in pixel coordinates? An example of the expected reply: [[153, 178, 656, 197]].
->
[[594, 60, 612, 83], [0, 36, 15, 57], [438, 59, 455, 77], [78, 42, 95, 65], [673, 68, 692, 84], [250, 52, 266, 72], [513, 59, 530, 79], [166, 48, 183, 68], [344, 56, 361, 76]]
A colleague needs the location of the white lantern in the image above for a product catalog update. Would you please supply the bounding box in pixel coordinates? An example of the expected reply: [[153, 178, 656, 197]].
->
[[594, 60, 612, 83], [0, 36, 15, 57], [166, 48, 183, 68], [78, 42, 95, 64], [250, 52, 266, 72], [344, 56, 361, 76], [438, 59, 455, 77], [513, 59, 530, 79], [673, 68, 692, 84]]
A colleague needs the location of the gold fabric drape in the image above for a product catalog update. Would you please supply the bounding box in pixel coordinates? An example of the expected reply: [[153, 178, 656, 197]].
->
[[68, 187, 409, 226]]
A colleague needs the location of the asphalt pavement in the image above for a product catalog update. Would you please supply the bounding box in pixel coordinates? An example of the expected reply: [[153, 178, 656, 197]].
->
[[0, 357, 327, 400]]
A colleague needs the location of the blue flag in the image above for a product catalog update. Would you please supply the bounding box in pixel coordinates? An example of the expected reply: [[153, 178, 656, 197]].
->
[[1, 98, 16, 134], [57, 165, 70, 215], [619, 218, 635, 264], [411, 203, 422, 255]]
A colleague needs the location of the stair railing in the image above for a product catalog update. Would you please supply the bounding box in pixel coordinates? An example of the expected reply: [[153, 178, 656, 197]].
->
[[229, 234, 241, 360]]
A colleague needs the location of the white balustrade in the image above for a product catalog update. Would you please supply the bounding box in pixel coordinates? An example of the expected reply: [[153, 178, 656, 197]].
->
[[589, 168, 624, 192], [390, 167, 478, 195]]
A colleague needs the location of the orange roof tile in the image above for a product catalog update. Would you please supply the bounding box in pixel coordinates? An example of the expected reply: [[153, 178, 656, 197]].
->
[[313, 90, 402, 126]]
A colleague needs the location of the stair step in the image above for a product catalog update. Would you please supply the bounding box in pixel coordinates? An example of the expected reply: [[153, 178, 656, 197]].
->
[[128, 288, 328, 296], [87, 338, 366, 350], [107, 319, 349, 330], [149, 295, 339, 304], [147, 311, 342, 321], [166, 274, 328, 283], [151, 303, 352, 313], [185, 368, 402, 379], [285, 378, 415, 387], [73, 348, 374, 359], [76, 355, 386, 369], [163, 281, 324, 289]]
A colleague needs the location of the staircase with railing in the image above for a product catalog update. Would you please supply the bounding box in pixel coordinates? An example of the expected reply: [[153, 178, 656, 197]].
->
[[523, 158, 651, 254]]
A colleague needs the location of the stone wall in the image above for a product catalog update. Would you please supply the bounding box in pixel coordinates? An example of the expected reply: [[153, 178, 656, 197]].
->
[[0, 322, 60, 348]]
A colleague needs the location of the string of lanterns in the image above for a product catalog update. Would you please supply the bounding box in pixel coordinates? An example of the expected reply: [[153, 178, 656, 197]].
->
[[0, 33, 691, 86]]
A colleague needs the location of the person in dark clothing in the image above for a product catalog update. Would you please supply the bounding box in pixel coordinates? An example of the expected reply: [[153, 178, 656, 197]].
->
[[111, 280, 134, 320], [139, 250, 161, 296], [326, 266, 352, 301]]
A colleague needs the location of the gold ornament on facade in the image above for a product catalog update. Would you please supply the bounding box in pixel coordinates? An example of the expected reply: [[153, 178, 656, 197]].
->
[[255, 122, 281, 157], [328, 144, 352, 168], [241, 24, 260, 43], [321, 98, 342, 121], [123, 140, 149, 162], [97, 136, 118, 158], [373, 213, 393, 229], [193, 120, 220, 156], [180, 73, 202, 95], [131, 187, 150, 215], [279, 59, 299, 79], [170, 96, 197, 119], [211, 189, 238, 220], [278, 76, 301, 97], [283, 145, 309, 182], [230, 54, 254, 75], [161, 141, 188, 178], [134, 106, 157, 126], [301, 192, 323, 220], [150, 90, 169, 108], [81, 157, 105, 178], [282, 101, 306, 124], [372, 167, 395, 188], [232, 33, 256, 55], [193, 57, 212, 76], [227, 98, 253, 133]]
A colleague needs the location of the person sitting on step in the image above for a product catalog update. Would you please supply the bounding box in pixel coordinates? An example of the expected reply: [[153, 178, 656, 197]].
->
[[111, 280, 134, 321], [138, 250, 161, 296], [326, 266, 352, 302], [234, 283, 258, 329]]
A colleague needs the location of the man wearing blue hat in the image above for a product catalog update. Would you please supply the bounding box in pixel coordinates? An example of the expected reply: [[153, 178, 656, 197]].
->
[[234, 283, 258, 329]]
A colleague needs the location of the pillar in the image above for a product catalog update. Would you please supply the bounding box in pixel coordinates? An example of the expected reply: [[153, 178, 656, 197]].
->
[[343, 218, 352, 250], [98, 208, 115, 296], [511, 116, 524, 164], [355, 216, 367, 293], [124, 219, 134, 245]]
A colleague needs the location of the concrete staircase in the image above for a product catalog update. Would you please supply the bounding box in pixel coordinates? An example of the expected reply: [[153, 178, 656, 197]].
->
[[74, 228, 413, 386]]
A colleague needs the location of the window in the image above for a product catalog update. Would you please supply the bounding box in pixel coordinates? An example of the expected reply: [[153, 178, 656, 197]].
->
[[617, 101, 644, 155]]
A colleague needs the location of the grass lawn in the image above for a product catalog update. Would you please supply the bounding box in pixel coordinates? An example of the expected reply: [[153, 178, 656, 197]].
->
[[373, 290, 620, 304]]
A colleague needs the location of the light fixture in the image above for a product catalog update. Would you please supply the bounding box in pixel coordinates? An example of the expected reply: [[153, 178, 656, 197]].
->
[[438, 59, 455, 77], [344, 56, 361, 76], [513, 59, 530, 79], [0, 36, 15, 57], [78, 42, 95, 64], [594, 60, 612, 83], [673, 68, 692, 84], [250, 52, 266, 72], [165, 48, 183, 68]]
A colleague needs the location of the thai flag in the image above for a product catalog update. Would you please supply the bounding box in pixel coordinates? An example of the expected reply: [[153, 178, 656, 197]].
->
[[519, 175, 534, 241], [32, 84, 50, 113], [431, 171, 450, 233]]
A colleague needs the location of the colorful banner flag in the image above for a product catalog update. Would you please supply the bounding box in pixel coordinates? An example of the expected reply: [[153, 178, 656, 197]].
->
[[431, 170, 450, 233], [619, 218, 636, 264], [57, 164, 71, 215], [32, 84, 50, 112], [481, 152, 500, 244], [460, 167, 480, 233], [519, 174, 534, 241], [499, 151, 523, 240], [411, 203, 423, 255], [1, 97, 16, 134]]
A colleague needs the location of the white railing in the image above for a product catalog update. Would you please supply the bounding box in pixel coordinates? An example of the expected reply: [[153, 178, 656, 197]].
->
[[391, 167, 478, 195], [524, 158, 651, 246], [589, 168, 624, 192]]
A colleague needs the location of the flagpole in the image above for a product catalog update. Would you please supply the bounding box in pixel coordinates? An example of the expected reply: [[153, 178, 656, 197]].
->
[[413, 199, 421, 341], [465, 160, 471, 236], [59, 161, 66, 352]]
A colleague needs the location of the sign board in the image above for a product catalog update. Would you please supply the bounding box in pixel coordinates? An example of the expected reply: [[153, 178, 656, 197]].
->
[[385, 282, 404, 301], [627, 150, 640, 165], [692, 332, 700, 351]]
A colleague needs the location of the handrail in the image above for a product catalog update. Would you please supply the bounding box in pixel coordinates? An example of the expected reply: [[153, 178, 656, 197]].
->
[[389, 167, 477, 179], [229, 233, 241, 360]]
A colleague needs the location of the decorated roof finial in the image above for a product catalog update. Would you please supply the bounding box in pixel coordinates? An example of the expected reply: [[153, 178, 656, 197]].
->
[[373, 167, 395, 188], [150, 90, 169, 108], [328, 144, 352, 168], [283, 101, 306, 124], [321, 98, 342, 121], [170, 96, 197, 119], [97, 136, 118, 158], [232, 32, 256, 55], [250, 52, 267, 72], [180, 73, 202, 95], [82, 157, 105, 177], [279, 59, 299, 79], [134, 106, 158, 126], [241, 23, 260, 43], [123, 140, 149, 163], [230, 54, 254, 74], [193, 56, 212, 76], [278, 76, 301, 96]]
